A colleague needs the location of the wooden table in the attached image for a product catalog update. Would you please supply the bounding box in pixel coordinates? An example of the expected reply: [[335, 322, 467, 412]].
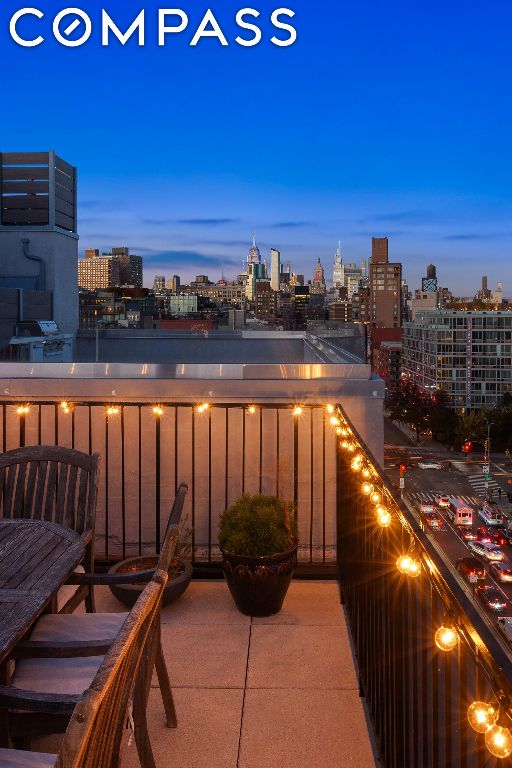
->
[[0, 519, 85, 664]]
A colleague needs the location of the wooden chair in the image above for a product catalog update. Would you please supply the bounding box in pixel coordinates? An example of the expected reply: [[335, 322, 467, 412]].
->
[[0, 484, 188, 768], [0, 557, 170, 768], [0, 446, 100, 613]]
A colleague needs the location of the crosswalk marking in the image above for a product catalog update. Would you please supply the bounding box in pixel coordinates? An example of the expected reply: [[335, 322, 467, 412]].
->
[[408, 491, 479, 505], [466, 473, 502, 498]]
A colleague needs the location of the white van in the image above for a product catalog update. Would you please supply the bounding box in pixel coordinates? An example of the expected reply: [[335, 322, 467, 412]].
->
[[418, 502, 435, 515], [447, 498, 473, 527], [478, 503, 505, 527]]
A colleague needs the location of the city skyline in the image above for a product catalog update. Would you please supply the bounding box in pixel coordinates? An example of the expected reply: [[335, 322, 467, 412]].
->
[[2, 0, 511, 292]]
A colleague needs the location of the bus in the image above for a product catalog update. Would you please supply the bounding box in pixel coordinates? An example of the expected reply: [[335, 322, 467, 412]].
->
[[446, 498, 473, 527]]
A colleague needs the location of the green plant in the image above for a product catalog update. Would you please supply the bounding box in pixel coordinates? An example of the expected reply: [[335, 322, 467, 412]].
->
[[219, 494, 297, 558]]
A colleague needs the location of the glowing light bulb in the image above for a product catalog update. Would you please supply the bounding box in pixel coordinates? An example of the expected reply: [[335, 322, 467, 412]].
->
[[377, 509, 391, 528], [16, 405, 30, 416], [326, 404, 334, 414], [362, 467, 371, 478], [106, 406, 119, 417], [336, 427, 342, 435], [347, 442, 356, 452], [341, 441, 349, 450], [361, 482, 373, 495], [340, 428, 348, 436], [152, 406, 164, 417], [293, 406, 303, 417], [330, 416, 340, 426], [60, 401, 72, 414], [370, 490, 382, 505], [396, 554, 421, 577], [485, 725, 512, 758], [467, 701, 498, 733], [434, 626, 458, 652], [247, 405, 257, 415], [351, 457, 362, 472], [196, 403, 209, 414]]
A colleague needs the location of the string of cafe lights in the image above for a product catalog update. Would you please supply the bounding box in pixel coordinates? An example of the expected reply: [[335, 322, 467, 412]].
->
[[12, 399, 512, 756], [332, 402, 512, 759]]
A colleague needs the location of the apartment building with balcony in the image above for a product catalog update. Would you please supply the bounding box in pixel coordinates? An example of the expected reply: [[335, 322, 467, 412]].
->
[[402, 309, 512, 409]]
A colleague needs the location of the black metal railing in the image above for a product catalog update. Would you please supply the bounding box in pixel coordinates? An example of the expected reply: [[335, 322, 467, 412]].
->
[[0, 400, 338, 569], [336, 406, 512, 768]]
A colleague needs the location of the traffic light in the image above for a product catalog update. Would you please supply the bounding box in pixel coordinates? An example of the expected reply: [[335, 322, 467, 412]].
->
[[399, 463, 407, 477], [462, 441, 472, 453]]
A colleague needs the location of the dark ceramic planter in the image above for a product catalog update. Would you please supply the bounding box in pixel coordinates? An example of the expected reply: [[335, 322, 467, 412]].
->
[[108, 556, 193, 608], [221, 544, 298, 617]]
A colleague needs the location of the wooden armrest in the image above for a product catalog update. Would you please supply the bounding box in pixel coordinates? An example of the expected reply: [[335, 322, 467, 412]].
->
[[0, 685, 82, 714], [12, 639, 113, 660], [66, 568, 156, 586]]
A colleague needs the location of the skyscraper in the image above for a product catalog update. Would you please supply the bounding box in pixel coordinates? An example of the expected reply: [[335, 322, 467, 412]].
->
[[333, 242, 343, 287], [245, 233, 265, 301], [270, 248, 281, 292], [421, 264, 438, 292], [369, 237, 402, 328], [167, 275, 181, 292], [110, 247, 143, 288], [312, 258, 326, 293]]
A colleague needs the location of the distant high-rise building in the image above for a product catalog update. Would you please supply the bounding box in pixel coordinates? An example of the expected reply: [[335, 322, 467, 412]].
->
[[312, 258, 326, 293], [421, 264, 438, 293], [84, 248, 100, 259], [247, 231, 261, 265], [110, 247, 143, 287], [78, 255, 120, 290], [476, 275, 492, 302], [153, 276, 166, 292], [270, 248, 281, 292], [369, 237, 402, 328], [245, 233, 266, 301], [333, 242, 343, 287], [167, 275, 181, 292]]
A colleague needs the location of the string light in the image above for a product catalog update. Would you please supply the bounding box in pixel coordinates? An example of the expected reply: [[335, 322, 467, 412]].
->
[[361, 481, 374, 495], [370, 490, 382, 505], [329, 416, 340, 426], [485, 724, 512, 758], [336, 427, 343, 435], [247, 405, 257, 414], [196, 403, 209, 414], [293, 406, 303, 417], [396, 554, 421, 577], [16, 405, 30, 416], [326, 404, 335, 414], [434, 625, 458, 652], [106, 406, 120, 417], [351, 456, 363, 471], [467, 701, 498, 733], [376, 507, 391, 528], [361, 467, 371, 478], [152, 405, 164, 417]]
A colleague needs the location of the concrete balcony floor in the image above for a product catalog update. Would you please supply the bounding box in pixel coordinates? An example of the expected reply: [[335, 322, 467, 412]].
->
[[33, 581, 376, 767], [104, 579, 377, 768]]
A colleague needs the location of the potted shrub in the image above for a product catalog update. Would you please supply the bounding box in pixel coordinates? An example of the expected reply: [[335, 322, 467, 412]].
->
[[219, 494, 298, 617], [108, 522, 193, 608]]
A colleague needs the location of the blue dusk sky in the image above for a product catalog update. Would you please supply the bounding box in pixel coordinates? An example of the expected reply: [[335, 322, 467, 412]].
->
[[1, 0, 511, 293]]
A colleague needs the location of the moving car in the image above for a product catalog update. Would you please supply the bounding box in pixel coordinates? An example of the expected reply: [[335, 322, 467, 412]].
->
[[476, 585, 509, 612], [476, 527, 507, 547], [456, 556, 486, 582], [456, 526, 478, 542], [438, 495, 450, 508], [497, 617, 512, 645], [467, 540, 504, 562], [420, 511, 445, 531], [478, 503, 506, 527], [490, 562, 512, 583], [495, 526, 512, 546], [418, 461, 443, 470]]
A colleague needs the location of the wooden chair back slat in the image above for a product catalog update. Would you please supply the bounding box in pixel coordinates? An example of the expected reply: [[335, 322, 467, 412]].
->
[[12, 461, 27, 518], [43, 461, 58, 522], [33, 461, 48, 521], [24, 461, 39, 519], [76, 469, 90, 534], [55, 462, 69, 526], [3, 465, 18, 517], [65, 465, 79, 530]]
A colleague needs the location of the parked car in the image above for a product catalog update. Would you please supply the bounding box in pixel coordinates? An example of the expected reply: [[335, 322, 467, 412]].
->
[[476, 527, 507, 547], [478, 503, 506, 527], [456, 556, 486, 582], [476, 585, 509, 612], [438, 495, 450, 508], [456, 526, 478, 542], [490, 562, 512, 584], [495, 525, 512, 546], [467, 540, 504, 562], [420, 511, 445, 531], [418, 461, 443, 470]]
